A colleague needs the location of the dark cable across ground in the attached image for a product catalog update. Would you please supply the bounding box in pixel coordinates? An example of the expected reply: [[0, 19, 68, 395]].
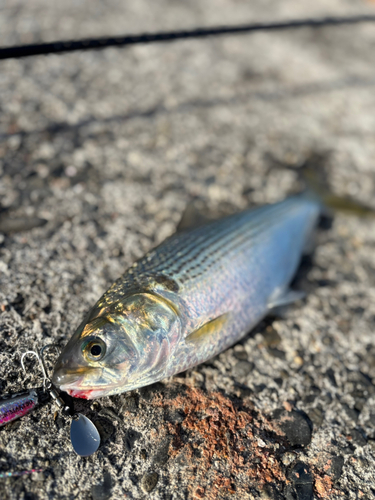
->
[[0, 14, 375, 60]]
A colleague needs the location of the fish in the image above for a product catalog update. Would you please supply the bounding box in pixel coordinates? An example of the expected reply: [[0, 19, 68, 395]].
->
[[52, 190, 372, 399]]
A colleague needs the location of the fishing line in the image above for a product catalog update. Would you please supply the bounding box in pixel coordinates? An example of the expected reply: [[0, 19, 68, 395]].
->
[[0, 14, 375, 60], [0, 468, 44, 479]]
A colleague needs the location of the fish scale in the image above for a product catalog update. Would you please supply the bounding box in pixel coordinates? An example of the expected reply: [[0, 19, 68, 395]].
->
[[114, 197, 305, 291], [138, 198, 297, 277], [105, 196, 318, 334], [160, 198, 319, 376]]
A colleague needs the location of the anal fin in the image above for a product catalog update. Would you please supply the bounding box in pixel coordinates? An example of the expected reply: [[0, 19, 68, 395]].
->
[[185, 313, 230, 345], [267, 289, 305, 310]]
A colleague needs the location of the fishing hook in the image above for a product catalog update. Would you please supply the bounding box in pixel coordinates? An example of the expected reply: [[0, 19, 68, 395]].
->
[[20, 344, 59, 390]]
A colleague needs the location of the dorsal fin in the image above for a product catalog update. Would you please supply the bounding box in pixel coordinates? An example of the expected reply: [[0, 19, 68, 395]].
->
[[177, 203, 211, 231]]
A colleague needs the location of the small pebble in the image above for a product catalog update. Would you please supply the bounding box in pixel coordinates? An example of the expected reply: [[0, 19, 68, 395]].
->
[[307, 407, 324, 428], [165, 408, 185, 424], [325, 368, 337, 387], [293, 355, 304, 366], [94, 418, 115, 442], [272, 409, 312, 447], [141, 472, 158, 493], [355, 457, 369, 468], [261, 326, 281, 347], [153, 437, 172, 466], [268, 348, 285, 360], [124, 429, 142, 452], [282, 452, 296, 466], [327, 456, 344, 480], [349, 429, 367, 447], [342, 404, 359, 423], [287, 461, 314, 500], [233, 349, 249, 361], [233, 360, 254, 378], [120, 394, 139, 414]]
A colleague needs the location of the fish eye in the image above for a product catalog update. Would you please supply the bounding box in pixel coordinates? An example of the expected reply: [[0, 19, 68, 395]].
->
[[90, 344, 102, 357], [82, 338, 107, 362]]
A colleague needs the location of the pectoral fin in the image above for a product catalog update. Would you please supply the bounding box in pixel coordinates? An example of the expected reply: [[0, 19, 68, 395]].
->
[[267, 289, 305, 310], [185, 313, 230, 345]]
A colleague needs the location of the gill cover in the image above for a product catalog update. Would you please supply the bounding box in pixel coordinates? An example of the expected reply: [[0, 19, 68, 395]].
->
[[52, 293, 181, 397]]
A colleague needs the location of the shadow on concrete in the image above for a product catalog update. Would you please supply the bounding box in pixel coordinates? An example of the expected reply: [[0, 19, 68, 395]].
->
[[1, 74, 375, 140]]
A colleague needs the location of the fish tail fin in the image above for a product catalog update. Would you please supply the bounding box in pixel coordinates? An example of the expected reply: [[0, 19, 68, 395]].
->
[[300, 167, 375, 217]]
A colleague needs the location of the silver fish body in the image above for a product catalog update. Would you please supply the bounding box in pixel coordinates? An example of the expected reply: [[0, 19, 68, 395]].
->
[[52, 195, 320, 399]]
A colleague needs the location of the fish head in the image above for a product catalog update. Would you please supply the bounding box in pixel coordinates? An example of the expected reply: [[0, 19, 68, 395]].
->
[[52, 293, 181, 399]]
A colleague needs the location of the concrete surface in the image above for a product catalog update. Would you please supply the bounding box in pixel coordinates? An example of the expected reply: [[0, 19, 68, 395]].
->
[[1, 1, 375, 498]]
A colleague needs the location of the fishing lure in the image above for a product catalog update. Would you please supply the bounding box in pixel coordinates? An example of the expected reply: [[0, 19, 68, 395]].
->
[[52, 189, 373, 400], [0, 347, 100, 457], [0, 389, 40, 427], [0, 348, 52, 427]]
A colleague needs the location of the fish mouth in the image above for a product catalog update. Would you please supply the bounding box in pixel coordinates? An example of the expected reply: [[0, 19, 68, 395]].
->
[[52, 366, 87, 388], [60, 384, 110, 400], [53, 369, 120, 400]]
